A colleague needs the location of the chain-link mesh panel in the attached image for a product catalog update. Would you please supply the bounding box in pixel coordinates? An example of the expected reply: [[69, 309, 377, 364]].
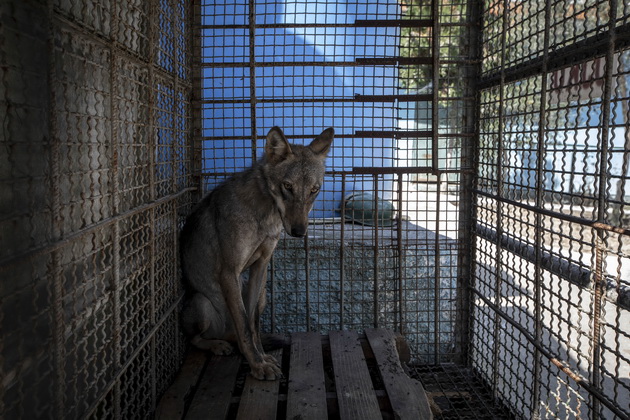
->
[[197, 0, 477, 368], [475, 1, 630, 418], [1, 0, 193, 418]]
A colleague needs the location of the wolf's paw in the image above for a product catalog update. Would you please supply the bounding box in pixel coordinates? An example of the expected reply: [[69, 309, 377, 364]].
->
[[263, 353, 280, 368], [250, 361, 283, 381], [208, 340, 234, 355], [192, 337, 234, 355]]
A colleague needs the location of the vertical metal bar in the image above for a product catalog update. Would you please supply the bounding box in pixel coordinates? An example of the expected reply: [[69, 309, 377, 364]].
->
[[270, 255, 276, 332], [340, 173, 346, 330], [109, 1, 122, 418], [454, 0, 482, 366], [396, 174, 404, 334], [47, 3, 65, 418], [305, 234, 311, 332], [373, 175, 380, 328], [491, 0, 509, 402], [151, 0, 166, 411], [433, 174, 442, 364], [191, 1, 204, 198], [431, 0, 440, 173], [531, 0, 553, 417], [591, 2, 618, 418], [248, 0, 258, 160]]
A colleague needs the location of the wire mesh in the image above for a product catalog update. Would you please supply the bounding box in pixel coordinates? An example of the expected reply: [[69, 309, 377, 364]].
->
[[197, 0, 476, 371], [3, 0, 628, 419], [1, 0, 192, 418], [475, 0, 630, 418]]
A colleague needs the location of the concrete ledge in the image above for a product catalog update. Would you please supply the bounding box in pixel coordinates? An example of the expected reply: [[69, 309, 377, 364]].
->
[[263, 221, 459, 363]]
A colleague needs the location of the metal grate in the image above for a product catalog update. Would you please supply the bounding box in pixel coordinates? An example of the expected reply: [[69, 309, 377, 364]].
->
[[2, 0, 629, 418], [474, 0, 630, 419], [1, 0, 193, 418], [196, 0, 476, 367]]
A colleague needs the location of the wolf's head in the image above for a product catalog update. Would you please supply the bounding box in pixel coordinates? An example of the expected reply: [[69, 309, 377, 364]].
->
[[262, 126, 334, 238]]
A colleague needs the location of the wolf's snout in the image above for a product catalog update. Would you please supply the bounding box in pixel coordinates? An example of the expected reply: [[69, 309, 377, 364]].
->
[[290, 225, 307, 238]]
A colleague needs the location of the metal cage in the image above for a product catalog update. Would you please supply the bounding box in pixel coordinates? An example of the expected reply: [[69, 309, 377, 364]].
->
[[1, 0, 628, 419]]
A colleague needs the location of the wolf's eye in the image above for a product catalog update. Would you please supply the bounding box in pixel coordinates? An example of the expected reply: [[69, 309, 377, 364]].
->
[[311, 186, 320, 194], [283, 182, 293, 191]]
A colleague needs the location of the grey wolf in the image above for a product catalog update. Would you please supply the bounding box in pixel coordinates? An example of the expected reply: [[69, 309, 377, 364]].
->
[[180, 126, 334, 380]]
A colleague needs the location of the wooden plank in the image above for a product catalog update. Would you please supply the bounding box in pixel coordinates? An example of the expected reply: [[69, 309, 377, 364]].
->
[[185, 354, 241, 420], [155, 349, 208, 420], [365, 328, 433, 420], [329, 330, 381, 420], [235, 349, 283, 420], [286, 332, 328, 420]]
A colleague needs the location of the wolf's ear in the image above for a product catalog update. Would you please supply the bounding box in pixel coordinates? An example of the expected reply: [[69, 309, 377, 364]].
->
[[309, 127, 334, 157], [265, 127, 293, 164]]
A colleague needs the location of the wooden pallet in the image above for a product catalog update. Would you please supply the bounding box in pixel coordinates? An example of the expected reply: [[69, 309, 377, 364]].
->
[[156, 328, 433, 420]]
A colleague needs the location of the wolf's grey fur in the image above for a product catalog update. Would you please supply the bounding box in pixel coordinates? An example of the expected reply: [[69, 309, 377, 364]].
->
[[180, 126, 333, 380]]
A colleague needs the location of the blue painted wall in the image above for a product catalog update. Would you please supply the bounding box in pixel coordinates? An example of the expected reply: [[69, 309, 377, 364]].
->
[[201, 0, 400, 217]]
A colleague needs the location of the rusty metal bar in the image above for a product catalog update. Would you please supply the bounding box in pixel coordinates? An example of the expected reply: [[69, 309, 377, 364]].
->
[[431, 0, 440, 174], [490, 0, 510, 401], [84, 294, 185, 418], [200, 167, 471, 179], [354, 130, 432, 138], [0, 188, 196, 270], [109, 1, 123, 416], [305, 233, 311, 332], [198, 19, 433, 30], [200, 57, 432, 68], [591, 2, 619, 417], [396, 174, 404, 335], [191, 1, 204, 199], [470, 287, 630, 420], [479, 22, 630, 89], [47, 1, 64, 416], [531, 0, 553, 415], [474, 189, 630, 237], [433, 174, 442, 364], [373, 175, 380, 328], [248, 0, 258, 161], [340, 174, 347, 330]]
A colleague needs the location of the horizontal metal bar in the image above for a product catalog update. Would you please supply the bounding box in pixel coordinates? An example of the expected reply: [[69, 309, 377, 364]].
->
[[355, 93, 433, 102], [475, 223, 591, 287], [199, 93, 434, 105], [356, 57, 433, 65], [198, 19, 433, 30], [354, 19, 433, 28], [350, 166, 471, 175], [479, 22, 630, 89], [0, 187, 197, 269], [53, 13, 193, 89], [355, 130, 433, 138], [470, 286, 630, 420], [199, 131, 470, 141], [199, 57, 433, 68], [474, 188, 630, 237], [200, 167, 471, 178]]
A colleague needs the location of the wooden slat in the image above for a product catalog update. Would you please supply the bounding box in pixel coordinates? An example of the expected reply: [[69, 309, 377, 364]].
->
[[365, 328, 433, 420], [155, 349, 207, 420], [185, 355, 241, 420], [235, 349, 283, 420], [286, 332, 328, 420], [329, 330, 381, 420]]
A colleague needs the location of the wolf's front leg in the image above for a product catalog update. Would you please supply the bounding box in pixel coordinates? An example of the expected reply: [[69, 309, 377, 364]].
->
[[222, 270, 282, 380], [244, 257, 281, 369]]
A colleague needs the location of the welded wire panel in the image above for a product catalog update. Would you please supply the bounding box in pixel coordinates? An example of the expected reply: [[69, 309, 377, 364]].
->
[[475, 1, 630, 418], [197, 0, 476, 371], [1, 0, 192, 418]]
